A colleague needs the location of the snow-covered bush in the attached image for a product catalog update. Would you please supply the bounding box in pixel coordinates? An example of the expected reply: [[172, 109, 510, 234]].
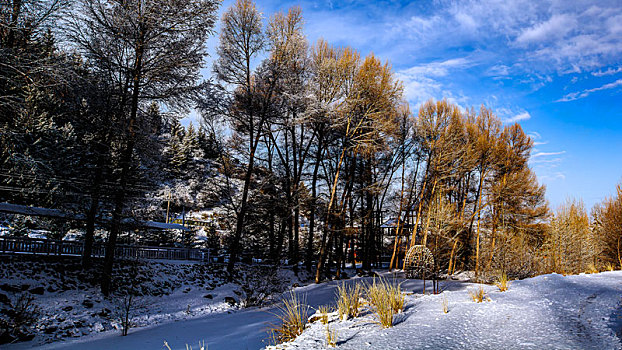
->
[[239, 266, 284, 307], [0, 293, 40, 344]]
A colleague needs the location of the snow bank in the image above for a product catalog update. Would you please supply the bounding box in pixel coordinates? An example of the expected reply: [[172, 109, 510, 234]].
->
[[275, 271, 622, 350]]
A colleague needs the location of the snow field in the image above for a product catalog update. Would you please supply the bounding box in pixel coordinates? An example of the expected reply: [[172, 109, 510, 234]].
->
[[3, 262, 621, 350], [273, 271, 622, 350]]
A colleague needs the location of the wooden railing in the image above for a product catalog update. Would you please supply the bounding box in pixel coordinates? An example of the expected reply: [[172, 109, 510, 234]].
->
[[0, 236, 211, 262]]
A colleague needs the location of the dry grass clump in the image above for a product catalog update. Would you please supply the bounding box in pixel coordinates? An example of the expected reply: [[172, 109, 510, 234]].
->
[[336, 283, 362, 320], [605, 262, 616, 271], [469, 286, 488, 303], [387, 283, 405, 314], [366, 278, 404, 328], [442, 295, 449, 314], [495, 272, 510, 292], [325, 324, 338, 347], [268, 291, 308, 344], [318, 305, 331, 325], [585, 263, 599, 274]]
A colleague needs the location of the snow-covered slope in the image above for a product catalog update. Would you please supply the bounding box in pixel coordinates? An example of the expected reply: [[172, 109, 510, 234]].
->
[[279, 271, 622, 350], [4, 269, 621, 350], [0, 257, 302, 349]]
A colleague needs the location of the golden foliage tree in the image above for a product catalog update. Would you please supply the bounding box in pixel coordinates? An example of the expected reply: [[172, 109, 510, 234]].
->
[[592, 184, 622, 268]]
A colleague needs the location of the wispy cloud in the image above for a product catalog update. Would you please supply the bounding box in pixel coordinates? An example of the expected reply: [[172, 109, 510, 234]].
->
[[504, 111, 531, 123], [532, 151, 566, 158], [515, 14, 577, 45], [292, 0, 622, 102], [557, 79, 622, 102], [592, 67, 622, 76], [486, 64, 511, 79], [540, 172, 566, 181], [531, 157, 563, 165], [530, 147, 566, 183], [528, 131, 542, 140], [400, 58, 472, 78], [397, 57, 472, 105]]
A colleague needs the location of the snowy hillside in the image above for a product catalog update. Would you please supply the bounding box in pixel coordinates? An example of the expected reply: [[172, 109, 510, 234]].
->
[[0, 257, 304, 349], [276, 271, 622, 350]]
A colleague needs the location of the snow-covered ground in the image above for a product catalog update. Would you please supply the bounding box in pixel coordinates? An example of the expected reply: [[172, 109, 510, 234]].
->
[[0, 257, 304, 349], [279, 271, 622, 350], [3, 260, 622, 350]]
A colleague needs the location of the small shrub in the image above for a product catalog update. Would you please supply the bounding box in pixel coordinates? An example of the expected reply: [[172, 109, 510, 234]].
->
[[442, 295, 449, 314], [495, 272, 509, 292], [336, 283, 362, 320], [0, 293, 39, 344], [240, 267, 284, 307], [325, 324, 337, 347], [268, 291, 308, 344], [469, 286, 488, 303], [115, 294, 135, 336]]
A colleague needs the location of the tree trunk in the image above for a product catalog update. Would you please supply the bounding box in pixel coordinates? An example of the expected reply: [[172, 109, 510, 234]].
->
[[315, 144, 348, 283], [474, 170, 485, 278], [421, 178, 438, 246], [227, 139, 259, 273], [82, 188, 99, 269], [101, 28, 144, 295], [487, 173, 506, 271], [7, 0, 22, 48], [306, 141, 322, 271], [448, 238, 459, 274], [291, 125, 300, 272]]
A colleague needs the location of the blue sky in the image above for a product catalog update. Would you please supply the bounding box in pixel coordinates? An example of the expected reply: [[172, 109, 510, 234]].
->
[[198, 0, 622, 210]]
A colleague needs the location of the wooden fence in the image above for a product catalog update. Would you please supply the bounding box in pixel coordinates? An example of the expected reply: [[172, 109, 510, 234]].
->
[[0, 236, 211, 262]]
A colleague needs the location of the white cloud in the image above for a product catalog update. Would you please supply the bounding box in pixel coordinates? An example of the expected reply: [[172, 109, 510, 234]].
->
[[531, 157, 563, 165], [454, 12, 477, 32], [557, 79, 622, 102], [504, 112, 531, 123], [493, 106, 532, 124], [539, 172, 566, 181], [400, 58, 471, 78], [486, 64, 511, 78], [532, 151, 566, 158], [592, 67, 622, 76], [515, 14, 577, 45], [530, 148, 566, 183], [528, 131, 542, 140], [397, 58, 472, 105]]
